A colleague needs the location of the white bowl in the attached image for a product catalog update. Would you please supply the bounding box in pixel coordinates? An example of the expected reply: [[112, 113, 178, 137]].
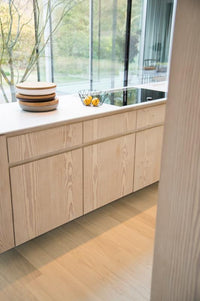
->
[[16, 82, 56, 96], [16, 87, 56, 96]]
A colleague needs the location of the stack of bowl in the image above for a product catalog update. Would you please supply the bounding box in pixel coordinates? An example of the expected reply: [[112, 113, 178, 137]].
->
[[16, 82, 58, 112]]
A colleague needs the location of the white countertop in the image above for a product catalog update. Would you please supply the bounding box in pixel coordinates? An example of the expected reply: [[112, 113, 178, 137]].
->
[[0, 94, 166, 136]]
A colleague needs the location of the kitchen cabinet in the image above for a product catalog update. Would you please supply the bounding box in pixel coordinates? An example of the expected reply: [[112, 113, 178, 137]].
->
[[0, 136, 14, 253], [8, 122, 82, 163], [10, 149, 83, 245], [84, 111, 136, 143], [134, 126, 164, 191], [0, 99, 166, 253], [136, 104, 165, 129], [84, 134, 135, 213]]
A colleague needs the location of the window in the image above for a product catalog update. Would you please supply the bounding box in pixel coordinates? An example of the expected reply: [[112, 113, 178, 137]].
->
[[0, 0, 175, 104]]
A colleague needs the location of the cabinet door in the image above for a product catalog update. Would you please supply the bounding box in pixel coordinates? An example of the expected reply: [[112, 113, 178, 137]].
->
[[10, 149, 82, 245], [84, 134, 135, 214], [0, 136, 14, 253], [134, 126, 164, 191]]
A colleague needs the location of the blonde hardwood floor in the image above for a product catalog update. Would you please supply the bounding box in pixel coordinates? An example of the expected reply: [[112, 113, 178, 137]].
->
[[0, 183, 158, 301]]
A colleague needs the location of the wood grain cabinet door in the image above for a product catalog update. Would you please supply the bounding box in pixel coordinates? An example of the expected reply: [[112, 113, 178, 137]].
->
[[0, 136, 14, 253], [84, 134, 135, 214], [134, 126, 164, 191], [10, 149, 83, 245]]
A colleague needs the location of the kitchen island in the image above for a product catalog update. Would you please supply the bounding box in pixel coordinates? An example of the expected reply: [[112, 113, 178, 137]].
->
[[0, 95, 166, 253]]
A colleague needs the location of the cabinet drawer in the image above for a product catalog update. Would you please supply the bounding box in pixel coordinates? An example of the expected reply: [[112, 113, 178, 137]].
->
[[83, 111, 136, 143], [7, 122, 82, 163], [136, 104, 166, 129], [10, 149, 83, 245]]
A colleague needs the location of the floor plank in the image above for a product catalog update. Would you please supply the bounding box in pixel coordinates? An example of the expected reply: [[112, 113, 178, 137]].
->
[[0, 183, 158, 301]]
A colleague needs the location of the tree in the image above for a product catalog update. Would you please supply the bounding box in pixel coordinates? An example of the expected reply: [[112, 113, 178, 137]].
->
[[0, 0, 82, 102]]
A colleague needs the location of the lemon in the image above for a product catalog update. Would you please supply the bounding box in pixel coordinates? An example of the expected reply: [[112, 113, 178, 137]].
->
[[92, 97, 100, 106], [83, 96, 92, 106]]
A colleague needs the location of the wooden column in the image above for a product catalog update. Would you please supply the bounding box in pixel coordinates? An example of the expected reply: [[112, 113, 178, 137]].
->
[[151, 0, 200, 300], [0, 136, 14, 253]]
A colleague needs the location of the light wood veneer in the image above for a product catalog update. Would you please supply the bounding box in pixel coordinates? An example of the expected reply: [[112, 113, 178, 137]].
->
[[84, 111, 136, 143], [84, 134, 135, 213], [0, 101, 166, 252], [10, 149, 82, 245], [7, 122, 82, 163], [0, 136, 14, 253], [137, 104, 165, 129], [134, 126, 164, 191], [151, 0, 200, 300]]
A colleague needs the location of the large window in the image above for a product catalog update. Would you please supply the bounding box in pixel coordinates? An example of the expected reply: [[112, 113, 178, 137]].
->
[[52, 1, 90, 93], [140, 0, 174, 85], [0, 0, 175, 103]]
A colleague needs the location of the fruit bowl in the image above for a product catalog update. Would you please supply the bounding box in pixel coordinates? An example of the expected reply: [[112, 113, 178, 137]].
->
[[78, 90, 106, 107]]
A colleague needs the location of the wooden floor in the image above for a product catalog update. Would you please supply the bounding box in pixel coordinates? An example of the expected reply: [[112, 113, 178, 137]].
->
[[0, 183, 158, 301]]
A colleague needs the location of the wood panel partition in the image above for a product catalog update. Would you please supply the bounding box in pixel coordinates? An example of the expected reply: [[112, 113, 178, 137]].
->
[[151, 0, 200, 300]]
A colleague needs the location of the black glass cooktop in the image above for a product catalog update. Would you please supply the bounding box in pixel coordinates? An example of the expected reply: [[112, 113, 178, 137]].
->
[[93, 87, 166, 106]]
